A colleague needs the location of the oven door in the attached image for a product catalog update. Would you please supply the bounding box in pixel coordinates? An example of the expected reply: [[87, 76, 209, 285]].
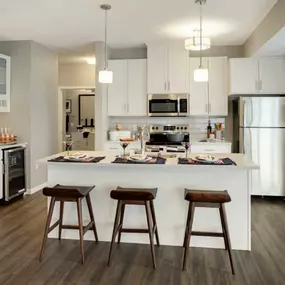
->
[[4, 147, 26, 201], [148, 94, 178, 117]]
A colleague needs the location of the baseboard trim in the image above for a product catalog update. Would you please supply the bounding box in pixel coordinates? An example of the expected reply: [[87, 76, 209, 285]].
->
[[28, 182, 48, 195]]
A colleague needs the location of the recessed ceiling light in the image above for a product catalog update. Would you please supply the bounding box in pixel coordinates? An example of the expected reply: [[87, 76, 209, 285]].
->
[[87, 58, 96, 65]]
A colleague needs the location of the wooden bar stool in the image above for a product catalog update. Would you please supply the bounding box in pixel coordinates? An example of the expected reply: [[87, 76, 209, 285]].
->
[[108, 186, 160, 269], [182, 189, 235, 274], [39, 184, 99, 264]]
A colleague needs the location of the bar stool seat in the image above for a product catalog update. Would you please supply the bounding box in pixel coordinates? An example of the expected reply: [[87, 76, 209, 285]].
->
[[182, 189, 235, 274], [39, 184, 99, 264], [108, 186, 160, 269]]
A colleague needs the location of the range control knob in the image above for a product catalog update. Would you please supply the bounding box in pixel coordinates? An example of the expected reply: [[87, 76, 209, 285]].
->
[[156, 127, 159, 130], [184, 126, 188, 130], [152, 126, 155, 130], [176, 126, 180, 130]]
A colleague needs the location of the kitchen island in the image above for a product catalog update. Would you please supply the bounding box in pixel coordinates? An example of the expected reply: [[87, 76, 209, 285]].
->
[[38, 151, 258, 251]]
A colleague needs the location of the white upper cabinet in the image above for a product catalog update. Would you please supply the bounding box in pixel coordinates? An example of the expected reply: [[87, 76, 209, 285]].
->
[[208, 57, 228, 116], [189, 57, 208, 116], [189, 57, 228, 116], [127, 59, 147, 116], [259, 58, 285, 94], [0, 54, 11, 112], [168, 45, 190, 93], [230, 57, 285, 95], [230, 58, 258, 94], [147, 44, 189, 94], [147, 45, 168, 94], [107, 60, 128, 116], [108, 59, 147, 117]]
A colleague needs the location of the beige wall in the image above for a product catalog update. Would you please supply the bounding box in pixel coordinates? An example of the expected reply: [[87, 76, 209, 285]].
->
[[30, 42, 58, 189], [59, 63, 95, 87], [110, 47, 147, 59], [189, 45, 244, 58], [244, 0, 285, 56], [0, 41, 58, 192]]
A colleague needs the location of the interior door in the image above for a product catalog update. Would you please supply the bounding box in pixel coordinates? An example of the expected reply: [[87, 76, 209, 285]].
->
[[168, 45, 189, 93], [208, 57, 228, 116], [107, 60, 127, 116], [127, 59, 147, 116], [244, 127, 285, 196], [147, 45, 168, 93], [259, 58, 285, 94], [230, 58, 259, 94], [189, 57, 208, 116]]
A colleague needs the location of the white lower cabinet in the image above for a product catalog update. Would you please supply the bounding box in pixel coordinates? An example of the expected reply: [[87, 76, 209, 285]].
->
[[191, 143, 232, 154]]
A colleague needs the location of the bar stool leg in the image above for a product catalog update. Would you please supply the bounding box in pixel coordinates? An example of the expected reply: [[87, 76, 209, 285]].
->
[[58, 201, 64, 240], [39, 197, 56, 261], [76, 198, 85, 264], [108, 200, 122, 266], [145, 201, 156, 269], [86, 193, 99, 242], [118, 203, 125, 244], [219, 204, 228, 250], [182, 202, 195, 271], [220, 203, 235, 275], [150, 200, 160, 246]]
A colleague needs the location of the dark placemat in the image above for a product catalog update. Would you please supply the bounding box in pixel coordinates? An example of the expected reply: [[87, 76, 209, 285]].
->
[[112, 157, 166, 164], [48, 156, 106, 163], [178, 157, 237, 166]]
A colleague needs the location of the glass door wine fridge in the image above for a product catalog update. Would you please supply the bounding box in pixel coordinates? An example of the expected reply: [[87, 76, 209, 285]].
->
[[3, 146, 26, 201]]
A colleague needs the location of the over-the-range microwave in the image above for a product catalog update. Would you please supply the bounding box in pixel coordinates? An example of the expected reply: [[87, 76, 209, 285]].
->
[[148, 94, 189, 117]]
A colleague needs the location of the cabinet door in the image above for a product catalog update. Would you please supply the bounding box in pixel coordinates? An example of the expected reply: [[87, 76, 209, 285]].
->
[[0, 54, 11, 112], [107, 60, 127, 116], [191, 143, 232, 154], [189, 58, 208, 115], [230, 58, 258, 94], [147, 45, 168, 93], [168, 45, 189, 93], [127, 59, 147, 116], [259, 58, 285, 94], [208, 57, 228, 116]]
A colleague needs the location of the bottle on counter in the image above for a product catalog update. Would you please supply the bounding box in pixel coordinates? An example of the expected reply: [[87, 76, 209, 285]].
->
[[207, 120, 212, 139]]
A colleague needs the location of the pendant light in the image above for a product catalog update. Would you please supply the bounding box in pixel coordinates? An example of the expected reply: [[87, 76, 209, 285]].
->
[[193, 0, 209, 82], [185, 29, 211, 51], [98, 4, 113, 84]]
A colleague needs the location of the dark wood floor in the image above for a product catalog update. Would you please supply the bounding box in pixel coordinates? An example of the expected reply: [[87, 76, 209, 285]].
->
[[0, 193, 285, 285]]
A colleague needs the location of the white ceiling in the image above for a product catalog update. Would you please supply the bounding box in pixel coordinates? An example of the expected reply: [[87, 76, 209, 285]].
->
[[0, 0, 277, 50]]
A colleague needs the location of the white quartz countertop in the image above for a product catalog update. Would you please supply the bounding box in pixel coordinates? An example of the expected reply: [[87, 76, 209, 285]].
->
[[38, 151, 259, 170], [0, 142, 27, 149]]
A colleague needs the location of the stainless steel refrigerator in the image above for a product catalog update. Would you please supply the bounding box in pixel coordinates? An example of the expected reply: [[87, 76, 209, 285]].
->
[[233, 96, 285, 196]]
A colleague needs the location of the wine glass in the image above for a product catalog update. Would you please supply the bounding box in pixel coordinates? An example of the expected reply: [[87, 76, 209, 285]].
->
[[63, 140, 73, 156], [120, 142, 129, 158], [182, 141, 191, 159]]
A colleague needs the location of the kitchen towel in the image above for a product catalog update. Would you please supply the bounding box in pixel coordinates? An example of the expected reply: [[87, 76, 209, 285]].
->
[[48, 156, 106, 163], [178, 157, 237, 166], [112, 157, 166, 164]]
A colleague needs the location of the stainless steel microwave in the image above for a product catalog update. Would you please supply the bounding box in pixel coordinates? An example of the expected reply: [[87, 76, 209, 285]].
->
[[148, 94, 189, 117]]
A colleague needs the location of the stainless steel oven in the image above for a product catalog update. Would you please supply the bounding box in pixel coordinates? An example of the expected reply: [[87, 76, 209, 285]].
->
[[148, 94, 189, 117], [3, 146, 26, 202]]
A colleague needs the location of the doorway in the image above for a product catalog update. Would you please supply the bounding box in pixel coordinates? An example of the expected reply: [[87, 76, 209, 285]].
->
[[58, 88, 95, 152]]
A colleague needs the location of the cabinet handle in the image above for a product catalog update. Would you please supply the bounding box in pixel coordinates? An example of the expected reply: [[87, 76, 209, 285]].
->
[[204, 149, 215, 152], [209, 103, 211, 113], [255, 80, 259, 91], [168, 81, 170, 91], [164, 82, 167, 91], [259, 80, 262, 91], [205, 104, 208, 113]]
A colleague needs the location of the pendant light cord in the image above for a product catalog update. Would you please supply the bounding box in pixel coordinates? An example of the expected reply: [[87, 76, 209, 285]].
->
[[199, 0, 202, 68], [104, 9, 108, 70]]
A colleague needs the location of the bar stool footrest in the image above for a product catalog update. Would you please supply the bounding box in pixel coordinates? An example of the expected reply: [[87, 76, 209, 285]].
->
[[48, 220, 60, 233], [191, 231, 224, 237], [121, 228, 149, 234]]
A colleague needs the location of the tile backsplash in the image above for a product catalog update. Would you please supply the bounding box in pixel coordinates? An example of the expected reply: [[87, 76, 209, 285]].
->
[[109, 117, 226, 142]]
